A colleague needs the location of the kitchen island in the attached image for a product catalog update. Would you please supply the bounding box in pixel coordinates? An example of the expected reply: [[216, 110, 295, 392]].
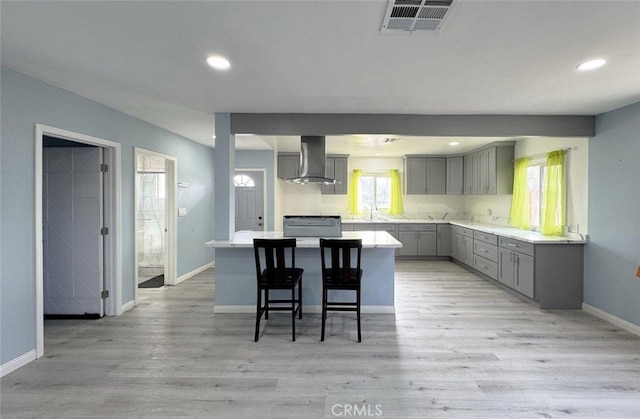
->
[[205, 231, 402, 313]]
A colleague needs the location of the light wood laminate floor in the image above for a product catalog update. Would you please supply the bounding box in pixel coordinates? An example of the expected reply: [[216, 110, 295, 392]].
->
[[2, 261, 640, 418]]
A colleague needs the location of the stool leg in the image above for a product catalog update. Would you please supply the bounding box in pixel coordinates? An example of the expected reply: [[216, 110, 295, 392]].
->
[[357, 287, 362, 343], [298, 280, 302, 319], [291, 287, 296, 341], [255, 288, 262, 342], [321, 288, 327, 341]]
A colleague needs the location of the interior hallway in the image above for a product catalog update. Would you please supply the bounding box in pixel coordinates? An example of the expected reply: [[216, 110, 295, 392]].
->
[[2, 261, 640, 418]]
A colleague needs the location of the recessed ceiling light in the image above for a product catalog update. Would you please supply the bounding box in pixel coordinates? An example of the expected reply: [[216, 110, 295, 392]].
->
[[576, 59, 606, 71], [449, 141, 460, 146], [206, 55, 231, 71]]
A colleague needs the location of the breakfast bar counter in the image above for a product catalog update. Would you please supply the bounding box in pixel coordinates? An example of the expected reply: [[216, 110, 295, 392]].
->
[[205, 231, 402, 313]]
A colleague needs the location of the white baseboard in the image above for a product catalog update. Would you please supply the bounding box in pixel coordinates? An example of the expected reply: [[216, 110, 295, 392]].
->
[[1, 350, 36, 377], [120, 299, 135, 314], [582, 303, 640, 337], [214, 305, 395, 314], [176, 261, 214, 285]]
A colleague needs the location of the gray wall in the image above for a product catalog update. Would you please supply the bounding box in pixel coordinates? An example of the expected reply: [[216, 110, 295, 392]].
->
[[585, 101, 640, 326], [0, 66, 215, 365]]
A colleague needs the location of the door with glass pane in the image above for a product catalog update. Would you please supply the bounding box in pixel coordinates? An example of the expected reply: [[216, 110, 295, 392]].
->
[[235, 171, 264, 231]]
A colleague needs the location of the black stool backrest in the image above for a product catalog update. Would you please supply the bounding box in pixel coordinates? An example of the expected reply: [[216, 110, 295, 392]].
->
[[319, 239, 362, 285], [253, 238, 297, 284]]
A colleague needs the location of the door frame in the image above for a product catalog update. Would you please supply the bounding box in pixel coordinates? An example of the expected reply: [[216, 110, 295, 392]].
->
[[134, 148, 177, 302], [35, 124, 122, 358], [235, 168, 268, 230]]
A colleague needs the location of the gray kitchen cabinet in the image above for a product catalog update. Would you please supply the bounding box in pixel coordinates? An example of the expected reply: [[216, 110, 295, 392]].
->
[[321, 155, 348, 195], [405, 156, 446, 195], [472, 231, 499, 280], [446, 156, 464, 195], [437, 224, 451, 256], [398, 224, 436, 256], [463, 153, 477, 195], [452, 226, 474, 266], [463, 143, 514, 195], [498, 237, 535, 299], [277, 153, 300, 179], [498, 247, 534, 299]]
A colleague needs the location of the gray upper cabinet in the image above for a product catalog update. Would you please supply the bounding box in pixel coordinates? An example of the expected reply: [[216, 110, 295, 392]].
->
[[405, 156, 446, 195], [464, 143, 514, 195], [321, 155, 348, 195], [277, 153, 300, 179], [446, 156, 464, 195], [464, 153, 477, 195]]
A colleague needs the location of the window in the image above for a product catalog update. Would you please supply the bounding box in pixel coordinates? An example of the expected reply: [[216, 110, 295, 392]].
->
[[526, 163, 546, 228], [234, 174, 255, 187], [357, 174, 391, 212]]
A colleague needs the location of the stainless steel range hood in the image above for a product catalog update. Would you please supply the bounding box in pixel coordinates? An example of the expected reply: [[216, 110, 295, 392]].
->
[[286, 136, 338, 185]]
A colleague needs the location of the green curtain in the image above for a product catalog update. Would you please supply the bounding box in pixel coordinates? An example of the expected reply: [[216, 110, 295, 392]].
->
[[388, 169, 404, 215], [348, 169, 362, 215], [509, 157, 530, 230], [541, 150, 565, 235]]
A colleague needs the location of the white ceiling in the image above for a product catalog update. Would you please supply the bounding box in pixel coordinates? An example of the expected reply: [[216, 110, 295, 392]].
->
[[2, 1, 639, 155]]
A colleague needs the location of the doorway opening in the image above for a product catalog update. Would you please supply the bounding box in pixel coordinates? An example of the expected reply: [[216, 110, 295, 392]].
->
[[35, 124, 122, 359], [133, 149, 177, 300], [136, 154, 166, 287]]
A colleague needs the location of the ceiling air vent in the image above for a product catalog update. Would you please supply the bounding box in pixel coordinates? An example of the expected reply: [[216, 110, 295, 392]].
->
[[381, 0, 455, 33]]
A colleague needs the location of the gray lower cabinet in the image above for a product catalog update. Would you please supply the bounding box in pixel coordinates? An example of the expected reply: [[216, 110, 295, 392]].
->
[[498, 247, 534, 299], [398, 224, 436, 256], [453, 224, 584, 309], [436, 224, 451, 256], [452, 226, 474, 266]]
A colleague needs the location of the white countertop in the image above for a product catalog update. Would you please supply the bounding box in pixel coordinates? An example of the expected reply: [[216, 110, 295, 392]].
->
[[205, 230, 402, 249], [342, 218, 586, 244], [448, 221, 587, 244]]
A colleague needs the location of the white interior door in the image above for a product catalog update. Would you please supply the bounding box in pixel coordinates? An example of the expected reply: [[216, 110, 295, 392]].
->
[[44, 146, 104, 316], [235, 171, 264, 231]]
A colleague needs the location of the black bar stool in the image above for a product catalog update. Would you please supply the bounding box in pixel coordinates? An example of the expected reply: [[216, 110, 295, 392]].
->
[[253, 238, 303, 341], [319, 238, 363, 342]]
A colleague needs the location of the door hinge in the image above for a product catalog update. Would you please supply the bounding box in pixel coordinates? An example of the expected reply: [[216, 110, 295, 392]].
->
[[101, 290, 109, 299], [101, 227, 109, 236], [100, 163, 109, 172]]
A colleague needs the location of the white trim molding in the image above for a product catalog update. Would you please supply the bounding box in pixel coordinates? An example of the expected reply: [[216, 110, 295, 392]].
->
[[582, 303, 640, 337], [176, 262, 214, 285], [1, 350, 37, 378], [35, 124, 122, 359]]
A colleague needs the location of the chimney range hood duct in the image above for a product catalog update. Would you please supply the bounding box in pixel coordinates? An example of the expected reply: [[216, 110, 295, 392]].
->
[[286, 136, 339, 185]]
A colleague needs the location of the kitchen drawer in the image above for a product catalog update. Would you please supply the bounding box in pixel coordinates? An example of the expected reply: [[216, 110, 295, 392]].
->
[[474, 231, 498, 245], [453, 225, 474, 238], [499, 237, 534, 256], [375, 223, 397, 232], [399, 223, 435, 231], [473, 241, 498, 262], [474, 255, 498, 279]]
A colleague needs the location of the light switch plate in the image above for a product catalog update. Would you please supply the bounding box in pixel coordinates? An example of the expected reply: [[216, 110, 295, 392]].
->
[[178, 208, 187, 217]]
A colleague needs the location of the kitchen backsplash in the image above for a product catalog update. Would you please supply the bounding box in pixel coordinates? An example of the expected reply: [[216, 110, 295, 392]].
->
[[278, 182, 513, 226]]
